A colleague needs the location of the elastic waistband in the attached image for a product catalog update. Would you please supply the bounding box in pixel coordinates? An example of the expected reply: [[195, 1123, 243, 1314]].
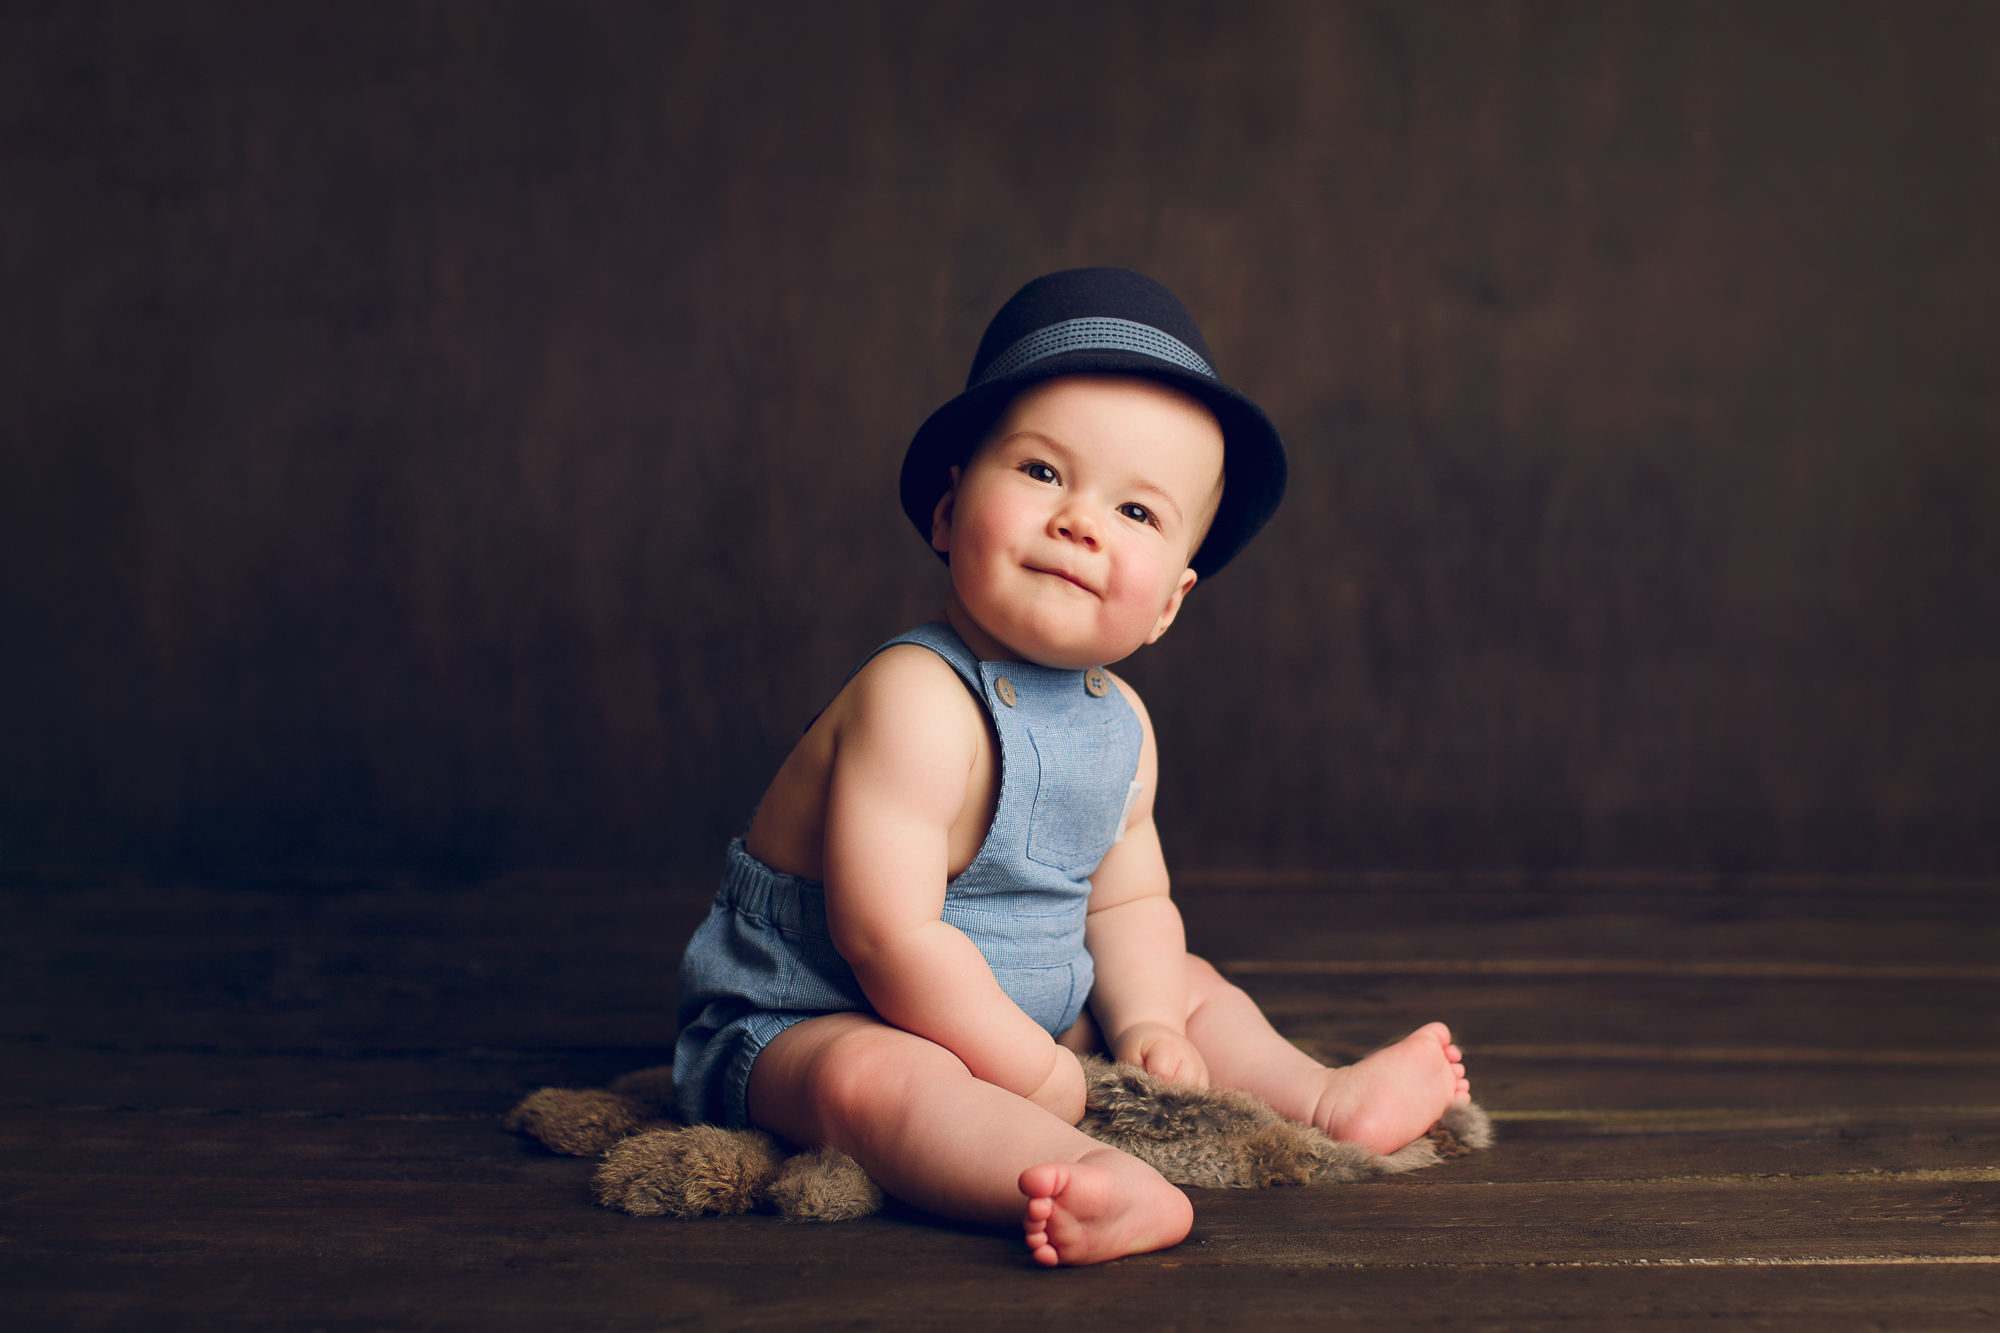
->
[[716, 838, 835, 938]]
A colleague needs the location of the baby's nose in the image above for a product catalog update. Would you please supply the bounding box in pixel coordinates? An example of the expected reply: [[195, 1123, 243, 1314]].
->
[[1055, 507, 1102, 546], [1058, 522, 1098, 547]]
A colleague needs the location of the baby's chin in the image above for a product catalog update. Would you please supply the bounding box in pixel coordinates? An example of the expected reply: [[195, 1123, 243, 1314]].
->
[[953, 583, 1169, 669], [988, 620, 1153, 671]]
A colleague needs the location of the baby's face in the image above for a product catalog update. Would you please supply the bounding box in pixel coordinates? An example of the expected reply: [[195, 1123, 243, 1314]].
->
[[931, 374, 1224, 669]]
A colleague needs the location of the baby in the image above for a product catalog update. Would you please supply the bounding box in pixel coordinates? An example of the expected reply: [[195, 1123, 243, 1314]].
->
[[673, 269, 1469, 1266]]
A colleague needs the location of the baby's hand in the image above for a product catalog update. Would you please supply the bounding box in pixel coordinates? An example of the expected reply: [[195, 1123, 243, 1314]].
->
[[1027, 1044, 1087, 1125], [1114, 1022, 1210, 1088]]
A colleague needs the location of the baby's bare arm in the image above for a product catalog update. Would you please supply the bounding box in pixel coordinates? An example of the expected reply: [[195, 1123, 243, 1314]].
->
[[822, 649, 1083, 1118], [1083, 678, 1209, 1086]]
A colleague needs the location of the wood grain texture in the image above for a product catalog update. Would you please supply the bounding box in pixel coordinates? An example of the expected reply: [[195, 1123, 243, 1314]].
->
[[4, 1167, 1996, 1330], [3, 0, 1997, 877], [8, 1244, 1997, 1333], [5, 874, 1997, 1327]]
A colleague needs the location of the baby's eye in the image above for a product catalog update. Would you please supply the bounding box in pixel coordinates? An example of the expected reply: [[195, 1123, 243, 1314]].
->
[[1021, 462, 1059, 484], [1118, 503, 1156, 527]]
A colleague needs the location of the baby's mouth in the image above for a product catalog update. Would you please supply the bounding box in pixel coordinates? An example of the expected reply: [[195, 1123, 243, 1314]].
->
[[1028, 565, 1099, 597]]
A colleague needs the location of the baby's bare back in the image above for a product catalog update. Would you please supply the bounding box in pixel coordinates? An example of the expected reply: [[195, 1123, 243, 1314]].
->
[[744, 644, 1001, 883]]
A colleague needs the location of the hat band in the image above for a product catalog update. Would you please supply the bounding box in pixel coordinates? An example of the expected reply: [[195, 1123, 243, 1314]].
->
[[971, 317, 1216, 387]]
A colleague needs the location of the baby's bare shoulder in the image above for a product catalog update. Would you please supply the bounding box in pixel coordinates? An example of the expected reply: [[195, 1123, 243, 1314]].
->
[[748, 645, 986, 874], [842, 641, 978, 705], [826, 643, 986, 750]]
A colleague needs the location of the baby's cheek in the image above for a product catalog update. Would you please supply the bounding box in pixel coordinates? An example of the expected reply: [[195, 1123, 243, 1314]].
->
[[1108, 570, 1175, 621]]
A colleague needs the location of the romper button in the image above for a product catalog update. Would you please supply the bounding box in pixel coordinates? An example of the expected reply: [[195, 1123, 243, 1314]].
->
[[1084, 668, 1109, 698], [994, 677, 1017, 707]]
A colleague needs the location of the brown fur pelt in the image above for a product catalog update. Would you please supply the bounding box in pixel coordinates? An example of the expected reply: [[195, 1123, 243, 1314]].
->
[[507, 1056, 1493, 1223], [1078, 1057, 1492, 1186]]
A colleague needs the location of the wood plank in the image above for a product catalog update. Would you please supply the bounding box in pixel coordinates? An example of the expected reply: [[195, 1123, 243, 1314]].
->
[[1178, 887, 2000, 965], [1224, 958, 2000, 981], [2, 1040, 665, 1117], [1175, 866, 2000, 888], [1232, 975, 2000, 1053], [1381, 1053, 2000, 1115], [0, 1111, 596, 1186], [3, 1169, 1994, 1267], [6, 1250, 1997, 1331], [1175, 870, 2000, 896], [5, 1106, 1996, 1187], [3, 1169, 1996, 1332], [0, 882, 707, 1050], [1472, 1044, 2000, 1066]]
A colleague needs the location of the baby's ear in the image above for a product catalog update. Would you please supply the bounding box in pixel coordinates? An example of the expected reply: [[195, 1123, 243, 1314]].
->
[[1144, 567, 1200, 645], [930, 466, 963, 553]]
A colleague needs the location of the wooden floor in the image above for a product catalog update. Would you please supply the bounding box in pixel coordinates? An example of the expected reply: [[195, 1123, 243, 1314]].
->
[[3, 870, 1997, 1330]]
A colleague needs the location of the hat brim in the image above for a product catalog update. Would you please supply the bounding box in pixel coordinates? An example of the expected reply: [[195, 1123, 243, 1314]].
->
[[899, 350, 1286, 580]]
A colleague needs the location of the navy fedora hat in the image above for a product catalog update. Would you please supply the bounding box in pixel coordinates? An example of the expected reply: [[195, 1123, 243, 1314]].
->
[[899, 267, 1287, 579]]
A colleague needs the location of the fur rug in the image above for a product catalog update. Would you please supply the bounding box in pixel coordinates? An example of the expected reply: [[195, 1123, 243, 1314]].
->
[[506, 1057, 1493, 1223]]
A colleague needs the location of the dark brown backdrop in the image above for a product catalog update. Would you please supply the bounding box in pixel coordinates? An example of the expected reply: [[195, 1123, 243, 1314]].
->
[[4, 0, 1996, 879]]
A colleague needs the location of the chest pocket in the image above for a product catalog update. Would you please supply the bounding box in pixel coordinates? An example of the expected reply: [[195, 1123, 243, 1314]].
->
[[1024, 720, 1133, 876]]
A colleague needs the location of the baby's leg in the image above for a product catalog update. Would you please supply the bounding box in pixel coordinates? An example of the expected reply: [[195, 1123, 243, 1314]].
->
[[1179, 955, 1471, 1155], [746, 1012, 1191, 1266]]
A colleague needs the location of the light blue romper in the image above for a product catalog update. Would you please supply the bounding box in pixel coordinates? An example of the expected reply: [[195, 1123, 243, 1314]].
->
[[672, 622, 1144, 1128]]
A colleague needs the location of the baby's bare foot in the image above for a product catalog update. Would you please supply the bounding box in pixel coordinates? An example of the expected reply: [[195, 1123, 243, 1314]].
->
[[1307, 1021, 1470, 1155], [1019, 1149, 1192, 1267]]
